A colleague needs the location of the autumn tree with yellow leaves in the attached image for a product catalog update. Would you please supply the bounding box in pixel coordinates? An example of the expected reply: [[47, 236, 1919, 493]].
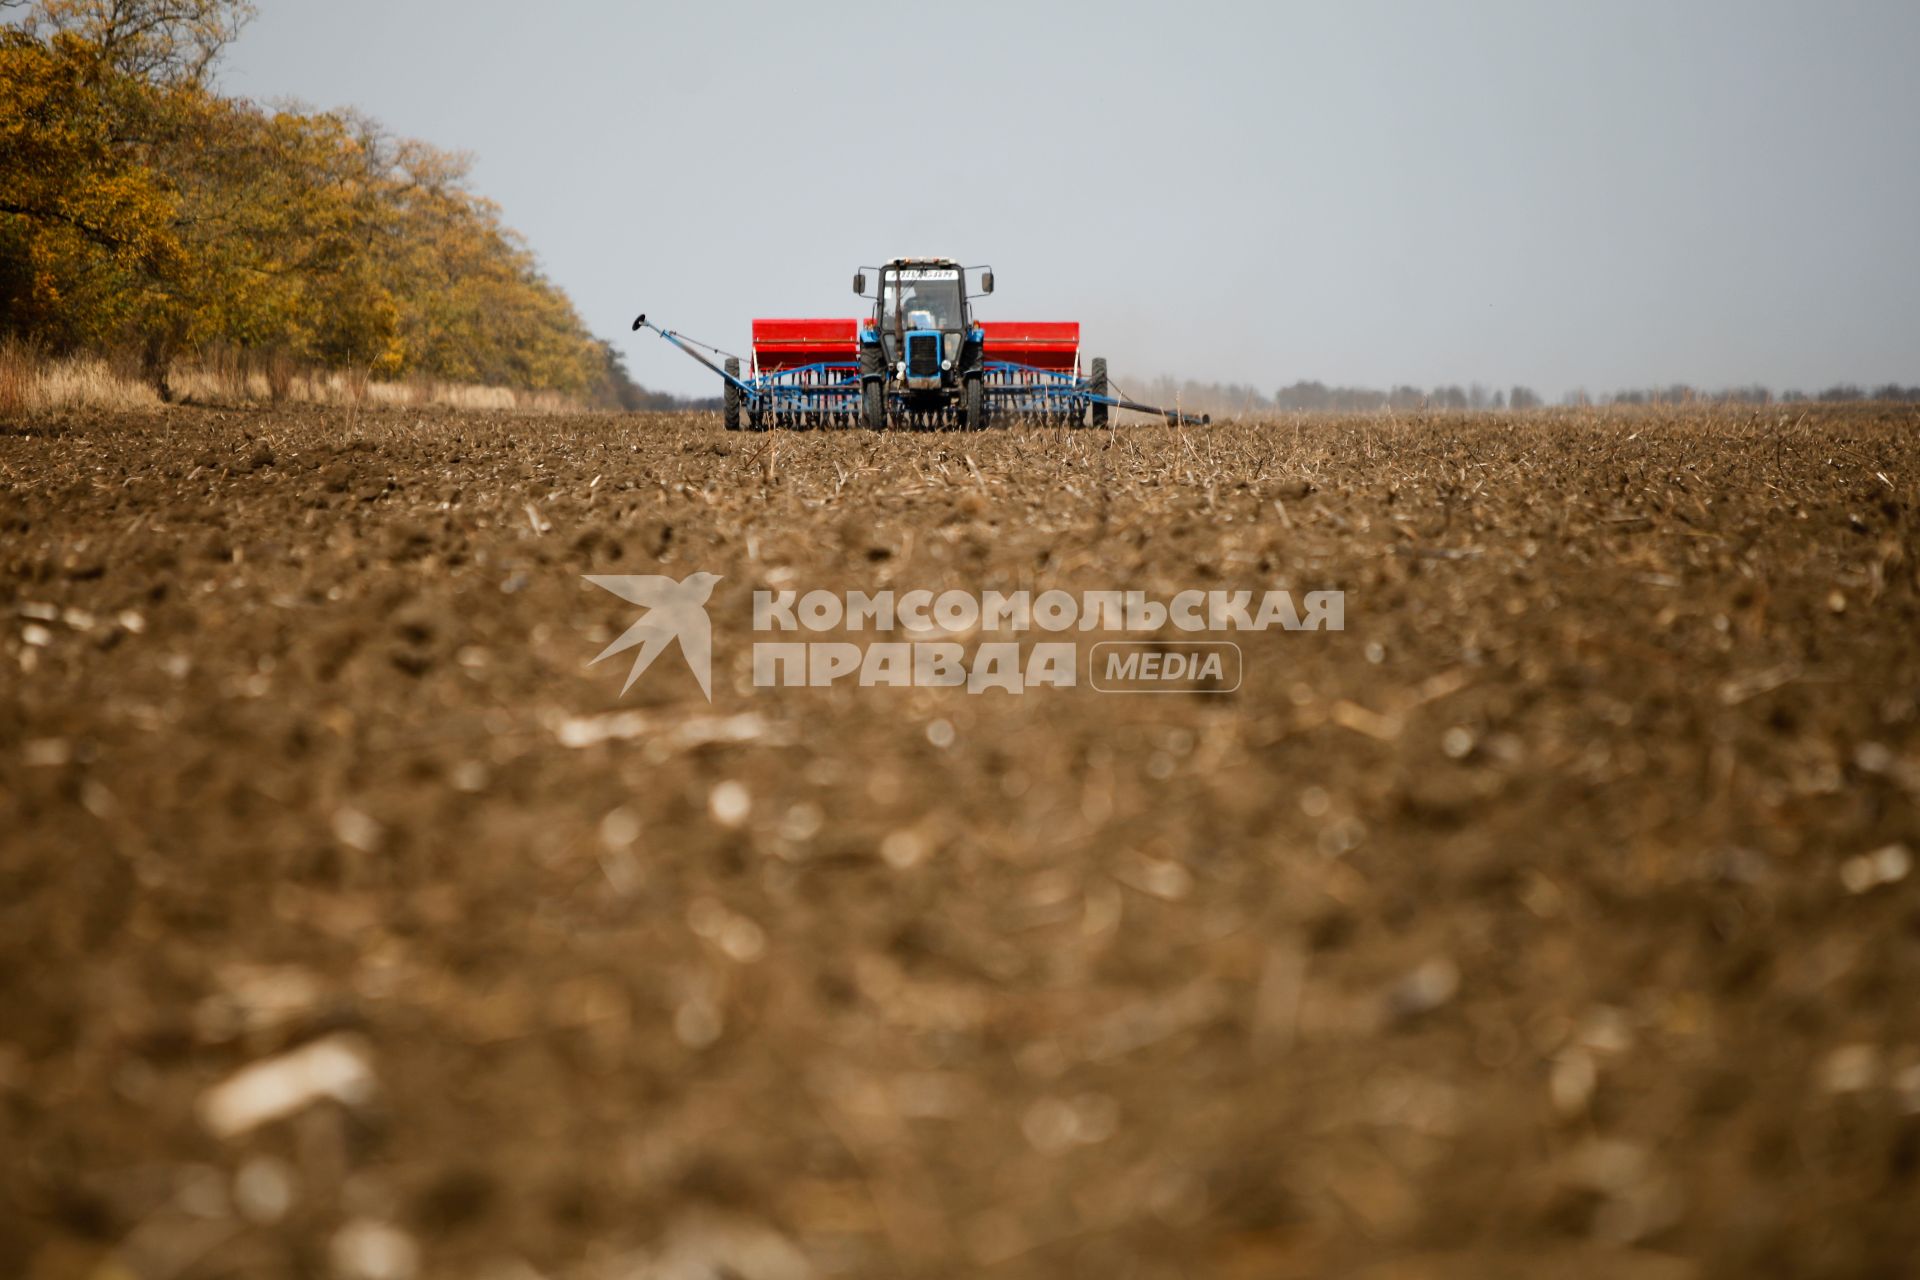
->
[[1, 0, 633, 404]]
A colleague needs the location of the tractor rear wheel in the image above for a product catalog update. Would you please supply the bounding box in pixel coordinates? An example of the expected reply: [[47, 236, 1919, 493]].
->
[[861, 379, 886, 431], [1089, 357, 1109, 428], [964, 377, 988, 431], [722, 358, 741, 431]]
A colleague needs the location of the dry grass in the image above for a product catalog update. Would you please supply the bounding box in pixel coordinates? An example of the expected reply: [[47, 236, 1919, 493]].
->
[[0, 341, 582, 415], [168, 365, 576, 412], [0, 340, 162, 415], [0, 338, 27, 417]]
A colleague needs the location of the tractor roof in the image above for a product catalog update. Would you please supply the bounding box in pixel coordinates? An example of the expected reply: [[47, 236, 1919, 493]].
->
[[885, 256, 961, 268]]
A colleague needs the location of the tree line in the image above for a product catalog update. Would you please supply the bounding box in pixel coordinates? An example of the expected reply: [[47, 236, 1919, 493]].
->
[[1270, 382, 1545, 412], [1, 0, 678, 408], [1142, 377, 1920, 417], [1578, 384, 1920, 407]]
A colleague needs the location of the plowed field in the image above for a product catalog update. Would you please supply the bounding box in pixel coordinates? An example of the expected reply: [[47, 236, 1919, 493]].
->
[[4, 404, 1918, 1279]]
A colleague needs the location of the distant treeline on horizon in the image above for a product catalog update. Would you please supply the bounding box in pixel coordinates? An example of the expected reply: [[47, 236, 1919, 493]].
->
[[1124, 377, 1920, 417]]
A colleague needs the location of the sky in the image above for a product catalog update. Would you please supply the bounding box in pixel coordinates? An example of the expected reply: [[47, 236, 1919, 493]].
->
[[220, 0, 1920, 400]]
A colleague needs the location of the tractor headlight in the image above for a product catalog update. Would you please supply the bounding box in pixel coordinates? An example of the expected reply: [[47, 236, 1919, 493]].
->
[[897, 362, 905, 375], [941, 359, 952, 371]]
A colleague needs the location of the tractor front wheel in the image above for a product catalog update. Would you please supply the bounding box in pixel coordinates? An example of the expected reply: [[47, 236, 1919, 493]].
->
[[861, 379, 886, 431], [722, 358, 741, 431], [1089, 357, 1109, 428], [964, 377, 988, 431]]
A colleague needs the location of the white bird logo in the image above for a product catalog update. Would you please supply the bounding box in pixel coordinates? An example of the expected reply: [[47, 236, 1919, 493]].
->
[[584, 572, 723, 700]]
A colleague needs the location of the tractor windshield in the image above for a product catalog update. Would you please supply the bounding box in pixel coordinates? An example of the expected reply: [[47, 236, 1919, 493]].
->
[[883, 269, 963, 332]]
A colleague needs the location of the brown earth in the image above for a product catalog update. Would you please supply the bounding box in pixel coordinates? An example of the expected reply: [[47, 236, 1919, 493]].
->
[[2, 403, 1918, 1280]]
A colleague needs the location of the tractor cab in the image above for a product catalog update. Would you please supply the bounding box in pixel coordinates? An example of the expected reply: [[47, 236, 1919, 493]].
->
[[854, 258, 991, 396]]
